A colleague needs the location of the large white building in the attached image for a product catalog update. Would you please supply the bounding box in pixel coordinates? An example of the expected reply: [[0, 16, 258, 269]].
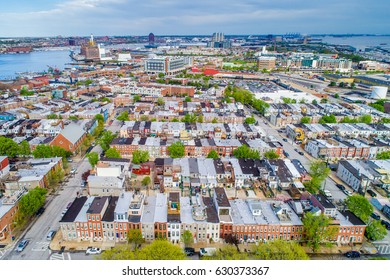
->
[[144, 56, 193, 75]]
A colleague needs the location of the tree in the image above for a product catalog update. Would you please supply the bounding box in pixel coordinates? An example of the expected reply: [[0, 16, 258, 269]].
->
[[98, 131, 115, 151], [105, 147, 121, 158], [181, 230, 194, 247], [303, 213, 338, 252], [18, 140, 31, 157], [181, 113, 197, 123], [359, 114, 372, 124], [380, 117, 390, 124], [334, 93, 339, 98], [127, 229, 144, 250], [345, 195, 373, 223], [156, 97, 165, 106], [264, 150, 279, 159], [319, 114, 337, 124], [245, 116, 256, 124], [17, 187, 47, 221], [207, 150, 219, 159], [52, 146, 71, 159], [132, 150, 149, 164], [233, 145, 260, 159], [100, 245, 135, 260], [328, 81, 336, 87], [87, 152, 99, 168], [253, 240, 309, 260], [300, 116, 311, 124], [171, 118, 179, 122], [184, 96, 192, 102], [365, 220, 387, 241], [211, 118, 218, 123], [197, 114, 204, 123], [312, 99, 318, 105], [32, 144, 53, 158], [340, 116, 358, 123], [168, 141, 185, 158], [94, 114, 104, 124], [304, 160, 330, 193], [133, 95, 140, 103], [136, 240, 186, 260], [117, 111, 129, 121], [141, 176, 151, 191], [206, 245, 248, 260], [0, 137, 19, 158], [320, 98, 328, 104], [376, 151, 390, 160]]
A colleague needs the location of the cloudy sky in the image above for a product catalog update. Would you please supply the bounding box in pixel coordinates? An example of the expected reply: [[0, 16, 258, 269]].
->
[[0, 0, 389, 37]]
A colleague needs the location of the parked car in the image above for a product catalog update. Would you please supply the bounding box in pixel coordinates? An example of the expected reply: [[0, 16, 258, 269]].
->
[[323, 190, 332, 198], [199, 247, 217, 257], [81, 181, 86, 187], [370, 213, 380, 220], [66, 158, 73, 162], [283, 151, 290, 157], [381, 220, 390, 230], [336, 184, 345, 191], [86, 247, 101, 255], [345, 251, 360, 258], [282, 138, 288, 142], [46, 230, 56, 241], [70, 167, 77, 174], [294, 148, 299, 152], [298, 151, 304, 156], [36, 207, 45, 216], [184, 247, 195, 256], [366, 189, 377, 197], [343, 189, 353, 196], [16, 239, 29, 252]]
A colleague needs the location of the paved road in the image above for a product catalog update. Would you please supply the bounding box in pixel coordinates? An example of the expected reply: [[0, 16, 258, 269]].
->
[[253, 112, 347, 202], [4, 145, 102, 260]]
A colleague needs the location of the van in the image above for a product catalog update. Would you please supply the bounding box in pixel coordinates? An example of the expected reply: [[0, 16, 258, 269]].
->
[[324, 190, 332, 198], [46, 230, 56, 241]]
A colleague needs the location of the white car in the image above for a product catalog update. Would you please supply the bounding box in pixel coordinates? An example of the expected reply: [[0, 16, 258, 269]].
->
[[343, 189, 353, 196], [86, 247, 101, 255], [70, 168, 77, 174]]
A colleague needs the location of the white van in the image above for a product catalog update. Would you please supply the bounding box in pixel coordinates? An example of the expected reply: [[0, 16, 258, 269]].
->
[[324, 190, 332, 198]]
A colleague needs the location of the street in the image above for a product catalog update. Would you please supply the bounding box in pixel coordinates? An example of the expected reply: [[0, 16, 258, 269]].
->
[[3, 145, 102, 260]]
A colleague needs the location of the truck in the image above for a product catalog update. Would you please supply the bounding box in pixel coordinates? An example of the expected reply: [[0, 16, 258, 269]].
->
[[199, 247, 217, 257]]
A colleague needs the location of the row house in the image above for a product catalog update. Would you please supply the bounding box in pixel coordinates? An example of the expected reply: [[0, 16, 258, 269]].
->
[[167, 192, 181, 244], [0, 189, 24, 241]]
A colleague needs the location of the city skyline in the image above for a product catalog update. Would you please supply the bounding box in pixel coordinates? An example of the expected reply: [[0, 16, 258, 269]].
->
[[0, 0, 389, 37]]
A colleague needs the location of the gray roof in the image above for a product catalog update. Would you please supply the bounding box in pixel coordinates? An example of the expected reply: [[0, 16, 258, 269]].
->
[[60, 123, 86, 145]]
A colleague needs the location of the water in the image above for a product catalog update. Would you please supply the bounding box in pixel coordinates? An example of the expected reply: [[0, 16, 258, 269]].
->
[[319, 35, 390, 51], [0, 49, 73, 80]]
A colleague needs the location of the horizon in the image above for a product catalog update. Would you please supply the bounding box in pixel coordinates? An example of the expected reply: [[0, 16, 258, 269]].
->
[[0, 0, 389, 37]]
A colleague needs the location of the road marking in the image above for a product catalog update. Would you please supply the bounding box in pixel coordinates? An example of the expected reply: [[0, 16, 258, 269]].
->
[[50, 253, 64, 260], [0, 249, 8, 259], [31, 241, 50, 252]]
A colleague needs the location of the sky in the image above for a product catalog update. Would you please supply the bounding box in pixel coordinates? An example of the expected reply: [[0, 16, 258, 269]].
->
[[0, 0, 389, 37]]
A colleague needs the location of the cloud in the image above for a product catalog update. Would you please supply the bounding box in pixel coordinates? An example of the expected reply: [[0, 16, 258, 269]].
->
[[0, 0, 389, 36]]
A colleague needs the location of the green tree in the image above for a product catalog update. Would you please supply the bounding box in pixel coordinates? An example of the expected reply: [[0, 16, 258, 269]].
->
[[181, 113, 197, 123], [32, 144, 53, 158], [340, 116, 358, 123], [168, 141, 185, 158], [320, 98, 328, 104], [127, 229, 144, 250], [253, 239, 309, 260], [376, 151, 390, 160], [105, 147, 121, 158], [211, 118, 218, 123], [304, 160, 330, 193], [47, 113, 58, 119], [300, 116, 311, 124], [52, 146, 71, 159], [380, 117, 390, 124], [233, 145, 260, 159], [334, 93, 339, 98], [184, 96, 192, 102], [156, 97, 165, 106], [312, 99, 318, 105], [359, 114, 372, 124], [365, 220, 387, 241], [264, 150, 279, 159], [245, 116, 256, 124], [141, 176, 151, 191], [158, 73, 165, 78], [117, 111, 129, 121], [18, 140, 31, 157], [181, 230, 194, 247], [206, 245, 248, 260], [94, 114, 104, 124], [0, 137, 19, 158], [319, 114, 337, 124], [171, 118, 179, 122], [328, 81, 336, 87], [303, 213, 338, 252], [132, 150, 149, 164], [87, 152, 99, 168], [345, 195, 373, 223], [133, 95, 140, 103], [17, 187, 47, 222], [98, 131, 116, 151], [136, 240, 186, 260], [100, 245, 135, 260], [207, 150, 219, 159], [197, 114, 204, 123]]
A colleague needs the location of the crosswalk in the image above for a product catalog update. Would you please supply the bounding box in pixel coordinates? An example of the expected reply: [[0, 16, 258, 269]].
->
[[31, 241, 50, 252], [0, 249, 9, 259], [50, 252, 71, 260]]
